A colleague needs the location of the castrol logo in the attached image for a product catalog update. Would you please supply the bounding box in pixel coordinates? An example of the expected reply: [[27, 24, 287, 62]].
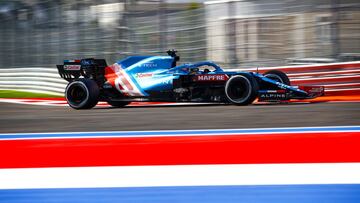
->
[[64, 65, 81, 71]]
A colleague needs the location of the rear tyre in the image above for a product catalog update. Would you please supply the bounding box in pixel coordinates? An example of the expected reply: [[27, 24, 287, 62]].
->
[[65, 79, 99, 109], [225, 73, 259, 105], [107, 101, 130, 108], [264, 70, 291, 85]]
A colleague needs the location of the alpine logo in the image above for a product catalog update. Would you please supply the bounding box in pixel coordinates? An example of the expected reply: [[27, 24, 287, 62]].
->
[[258, 92, 287, 101]]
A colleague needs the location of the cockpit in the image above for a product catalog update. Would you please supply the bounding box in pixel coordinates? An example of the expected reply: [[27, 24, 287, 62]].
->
[[168, 61, 223, 75]]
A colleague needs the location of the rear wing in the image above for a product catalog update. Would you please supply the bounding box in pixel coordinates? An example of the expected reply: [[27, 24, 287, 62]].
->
[[57, 58, 107, 82]]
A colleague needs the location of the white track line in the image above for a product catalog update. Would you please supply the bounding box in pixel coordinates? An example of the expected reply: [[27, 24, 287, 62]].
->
[[0, 163, 359, 189]]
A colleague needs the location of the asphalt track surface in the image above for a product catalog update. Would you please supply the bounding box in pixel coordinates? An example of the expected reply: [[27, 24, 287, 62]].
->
[[0, 102, 359, 133]]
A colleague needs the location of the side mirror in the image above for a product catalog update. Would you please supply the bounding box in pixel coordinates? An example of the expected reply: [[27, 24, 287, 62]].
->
[[167, 49, 180, 61]]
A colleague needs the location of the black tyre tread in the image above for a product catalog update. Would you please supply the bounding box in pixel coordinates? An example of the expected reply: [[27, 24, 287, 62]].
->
[[225, 73, 259, 105], [107, 101, 130, 108], [79, 79, 99, 109], [264, 70, 291, 85]]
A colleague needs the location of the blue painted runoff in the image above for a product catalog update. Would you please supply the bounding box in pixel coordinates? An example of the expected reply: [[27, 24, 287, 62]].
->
[[0, 126, 359, 140], [0, 184, 359, 203]]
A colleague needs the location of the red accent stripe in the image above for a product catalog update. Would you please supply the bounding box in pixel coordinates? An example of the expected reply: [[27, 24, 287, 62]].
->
[[105, 66, 129, 96], [104, 66, 118, 88], [0, 132, 359, 169], [118, 69, 134, 91]]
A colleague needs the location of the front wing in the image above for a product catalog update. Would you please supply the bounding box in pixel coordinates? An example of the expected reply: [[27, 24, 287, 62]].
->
[[258, 86, 325, 101]]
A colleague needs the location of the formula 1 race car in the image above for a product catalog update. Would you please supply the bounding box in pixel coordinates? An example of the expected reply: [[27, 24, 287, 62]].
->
[[57, 50, 324, 109]]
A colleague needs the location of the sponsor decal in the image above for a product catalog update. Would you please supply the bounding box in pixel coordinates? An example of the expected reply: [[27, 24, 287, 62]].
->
[[81, 59, 93, 65], [64, 65, 81, 71], [276, 82, 290, 89], [308, 87, 324, 93], [194, 74, 229, 82], [141, 63, 157, 68], [64, 59, 81, 63], [161, 78, 172, 85], [135, 73, 154, 78], [260, 90, 287, 93], [299, 86, 325, 95], [259, 93, 287, 101]]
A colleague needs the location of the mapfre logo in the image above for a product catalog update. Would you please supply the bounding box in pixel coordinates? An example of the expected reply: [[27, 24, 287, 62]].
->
[[194, 74, 229, 81]]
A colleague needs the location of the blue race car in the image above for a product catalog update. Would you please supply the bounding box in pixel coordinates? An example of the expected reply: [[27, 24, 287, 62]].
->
[[57, 50, 324, 109]]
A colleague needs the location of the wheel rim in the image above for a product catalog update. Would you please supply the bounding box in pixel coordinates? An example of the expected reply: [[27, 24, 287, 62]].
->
[[66, 82, 89, 107], [226, 76, 252, 103]]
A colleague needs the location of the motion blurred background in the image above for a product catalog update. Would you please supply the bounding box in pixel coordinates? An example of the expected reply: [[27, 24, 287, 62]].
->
[[1, 2, 360, 202], [0, 0, 359, 70]]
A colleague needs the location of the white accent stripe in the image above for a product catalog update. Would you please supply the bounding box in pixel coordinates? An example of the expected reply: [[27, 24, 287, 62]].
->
[[115, 77, 129, 93], [110, 63, 143, 96], [118, 68, 143, 96], [110, 63, 133, 96], [0, 126, 359, 136], [0, 163, 360, 189], [114, 78, 124, 93], [112, 64, 129, 95], [0, 127, 359, 140]]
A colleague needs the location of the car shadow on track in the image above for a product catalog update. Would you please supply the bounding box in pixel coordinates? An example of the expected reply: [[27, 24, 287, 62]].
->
[[94, 103, 222, 110], [92, 101, 325, 110]]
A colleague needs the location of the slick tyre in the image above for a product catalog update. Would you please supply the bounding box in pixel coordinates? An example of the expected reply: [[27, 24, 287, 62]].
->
[[225, 74, 259, 105], [264, 70, 291, 85], [65, 79, 99, 109], [107, 101, 130, 108]]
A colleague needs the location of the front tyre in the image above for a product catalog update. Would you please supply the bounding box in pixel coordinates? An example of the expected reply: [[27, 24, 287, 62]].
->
[[65, 79, 99, 109], [264, 70, 291, 85], [225, 74, 259, 105]]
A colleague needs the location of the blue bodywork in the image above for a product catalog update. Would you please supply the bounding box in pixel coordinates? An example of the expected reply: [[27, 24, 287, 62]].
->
[[114, 55, 308, 97], [117, 56, 175, 95]]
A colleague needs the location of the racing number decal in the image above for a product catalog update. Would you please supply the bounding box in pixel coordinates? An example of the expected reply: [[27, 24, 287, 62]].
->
[[105, 63, 144, 96]]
